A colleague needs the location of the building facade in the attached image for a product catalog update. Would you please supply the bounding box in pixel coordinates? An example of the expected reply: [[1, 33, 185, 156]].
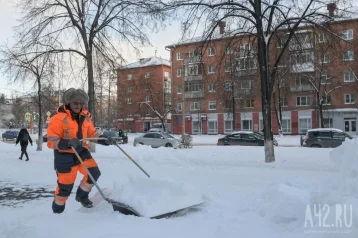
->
[[166, 16, 358, 135], [116, 56, 172, 132]]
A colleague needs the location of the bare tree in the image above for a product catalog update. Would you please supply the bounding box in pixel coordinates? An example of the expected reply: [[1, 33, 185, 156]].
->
[[162, 0, 353, 162], [13, 0, 167, 118], [0, 43, 57, 151]]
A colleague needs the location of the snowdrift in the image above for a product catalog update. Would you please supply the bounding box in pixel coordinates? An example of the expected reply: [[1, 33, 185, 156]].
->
[[260, 138, 358, 234]]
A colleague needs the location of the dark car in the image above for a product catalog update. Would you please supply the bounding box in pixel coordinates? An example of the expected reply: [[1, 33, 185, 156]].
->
[[300, 128, 353, 148], [217, 131, 278, 146], [2, 130, 19, 141], [101, 130, 128, 144]]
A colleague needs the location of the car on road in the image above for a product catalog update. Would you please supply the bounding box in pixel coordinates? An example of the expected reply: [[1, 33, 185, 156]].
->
[[217, 131, 278, 146], [2, 130, 20, 141], [300, 128, 353, 148], [134, 132, 180, 148]]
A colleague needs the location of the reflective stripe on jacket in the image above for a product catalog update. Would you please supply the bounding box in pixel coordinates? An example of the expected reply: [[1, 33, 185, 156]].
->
[[47, 105, 101, 153]]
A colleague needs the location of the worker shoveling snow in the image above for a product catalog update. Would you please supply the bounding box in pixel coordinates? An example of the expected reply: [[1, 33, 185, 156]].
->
[[109, 177, 204, 218]]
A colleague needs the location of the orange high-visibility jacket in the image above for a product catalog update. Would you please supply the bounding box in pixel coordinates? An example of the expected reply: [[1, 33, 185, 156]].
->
[[47, 105, 100, 153]]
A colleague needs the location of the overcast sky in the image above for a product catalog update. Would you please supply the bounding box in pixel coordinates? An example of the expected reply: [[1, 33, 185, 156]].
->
[[0, 2, 181, 97]]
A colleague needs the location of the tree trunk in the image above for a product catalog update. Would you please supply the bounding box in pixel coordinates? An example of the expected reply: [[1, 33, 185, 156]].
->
[[87, 50, 95, 124], [255, 0, 275, 163], [319, 104, 324, 128], [273, 92, 282, 135], [36, 76, 43, 151]]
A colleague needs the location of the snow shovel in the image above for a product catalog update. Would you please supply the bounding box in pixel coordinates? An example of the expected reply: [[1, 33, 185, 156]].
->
[[73, 138, 203, 218]]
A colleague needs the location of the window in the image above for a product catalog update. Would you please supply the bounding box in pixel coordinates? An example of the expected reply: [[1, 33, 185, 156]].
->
[[208, 65, 216, 74], [192, 120, 201, 134], [281, 97, 288, 107], [177, 69, 182, 77], [177, 85, 183, 94], [224, 81, 232, 91], [318, 32, 327, 43], [281, 119, 291, 133], [296, 96, 311, 106], [240, 43, 252, 51], [164, 72, 169, 78], [225, 100, 232, 109], [187, 65, 199, 75], [224, 121, 233, 134], [145, 96, 150, 102], [127, 74, 132, 80], [145, 72, 151, 79], [127, 97, 132, 104], [291, 52, 313, 64], [245, 99, 254, 108], [299, 118, 311, 133], [208, 101, 216, 110], [185, 81, 203, 92], [177, 103, 182, 112], [323, 95, 332, 105], [128, 110, 132, 117], [342, 29, 353, 40], [224, 61, 232, 72], [345, 94, 355, 104], [321, 74, 331, 84], [143, 133, 155, 138], [237, 57, 256, 70], [176, 52, 183, 60], [208, 84, 216, 92], [145, 84, 150, 90], [344, 71, 356, 82], [323, 118, 333, 128], [241, 80, 252, 89], [344, 118, 356, 132], [295, 75, 310, 85], [242, 120, 253, 131], [127, 87, 132, 92], [225, 46, 232, 54], [190, 102, 200, 111], [320, 53, 330, 63], [145, 109, 150, 115], [208, 47, 215, 56], [343, 50, 354, 61]]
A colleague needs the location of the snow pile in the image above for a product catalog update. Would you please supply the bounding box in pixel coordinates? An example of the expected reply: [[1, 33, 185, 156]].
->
[[259, 181, 311, 228], [110, 177, 204, 218], [330, 137, 358, 198], [260, 138, 358, 233]]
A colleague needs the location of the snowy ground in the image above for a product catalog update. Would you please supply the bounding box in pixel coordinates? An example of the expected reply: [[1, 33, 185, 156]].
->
[[0, 132, 357, 238]]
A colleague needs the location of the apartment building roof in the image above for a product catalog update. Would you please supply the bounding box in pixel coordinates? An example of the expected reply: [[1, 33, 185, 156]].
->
[[119, 56, 171, 70], [166, 14, 358, 48]]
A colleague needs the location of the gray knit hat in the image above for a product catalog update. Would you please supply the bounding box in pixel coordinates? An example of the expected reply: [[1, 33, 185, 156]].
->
[[63, 88, 89, 106]]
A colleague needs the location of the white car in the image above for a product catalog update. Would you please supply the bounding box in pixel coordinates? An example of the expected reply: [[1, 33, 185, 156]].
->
[[134, 132, 180, 148]]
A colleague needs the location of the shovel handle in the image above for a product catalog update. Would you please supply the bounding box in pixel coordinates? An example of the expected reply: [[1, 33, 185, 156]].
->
[[71, 146, 109, 201], [114, 144, 150, 178]]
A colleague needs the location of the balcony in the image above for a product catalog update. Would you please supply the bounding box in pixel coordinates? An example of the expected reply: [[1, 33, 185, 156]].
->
[[164, 88, 171, 94], [184, 55, 202, 64], [291, 63, 314, 73], [184, 91, 204, 99], [236, 69, 257, 76], [184, 74, 203, 82], [290, 84, 315, 92], [234, 88, 257, 97]]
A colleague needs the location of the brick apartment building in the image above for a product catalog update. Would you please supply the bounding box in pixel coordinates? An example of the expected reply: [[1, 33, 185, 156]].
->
[[116, 56, 172, 132], [166, 10, 358, 135]]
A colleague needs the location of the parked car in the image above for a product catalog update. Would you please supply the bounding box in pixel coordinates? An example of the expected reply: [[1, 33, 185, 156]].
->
[[148, 123, 171, 133], [134, 132, 180, 148], [300, 128, 353, 148], [217, 131, 278, 146], [101, 130, 123, 144], [2, 130, 19, 141]]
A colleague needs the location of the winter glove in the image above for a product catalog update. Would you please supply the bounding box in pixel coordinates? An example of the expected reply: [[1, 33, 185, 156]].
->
[[68, 138, 81, 148], [104, 136, 117, 145]]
